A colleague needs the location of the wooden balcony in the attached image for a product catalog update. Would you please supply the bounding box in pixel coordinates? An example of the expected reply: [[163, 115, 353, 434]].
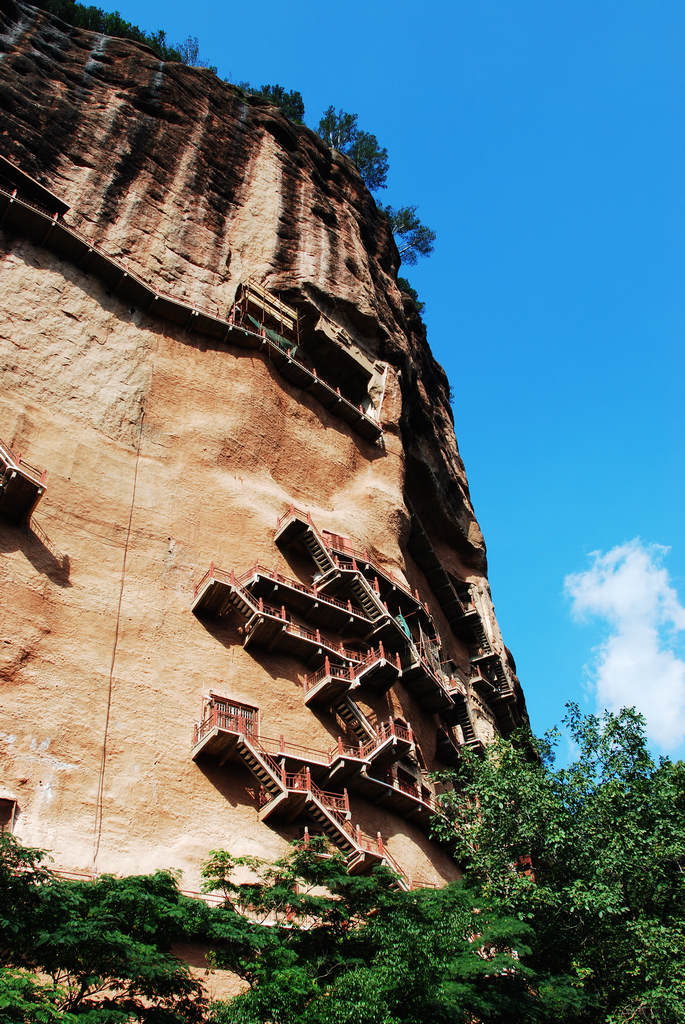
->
[[275, 507, 431, 641], [0, 438, 47, 524], [352, 769, 441, 830], [400, 646, 455, 713], [192, 564, 368, 666], [194, 703, 412, 787], [239, 562, 375, 636]]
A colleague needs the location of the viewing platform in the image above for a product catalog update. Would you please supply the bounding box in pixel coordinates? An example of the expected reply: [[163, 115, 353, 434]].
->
[[0, 437, 47, 524], [352, 768, 441, 829], [237, 562, 376, 637], [193, 702, 413, 788], [399, 645, 455, 713], [408, 515, 482, 640], [192, 564, 368, 665], [470, 650, 517, 704], [0, 155, 70, 218], [442, 689, 483, 749], [301, 647, 402, 706], [321, 529, 434, 627]]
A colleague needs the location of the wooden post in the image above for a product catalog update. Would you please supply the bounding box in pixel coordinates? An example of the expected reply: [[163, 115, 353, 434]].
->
[[305, 767, 311, 792]]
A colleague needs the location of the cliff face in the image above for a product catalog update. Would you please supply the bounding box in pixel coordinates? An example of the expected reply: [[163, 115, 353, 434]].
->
[[0, 1, 526, 893]]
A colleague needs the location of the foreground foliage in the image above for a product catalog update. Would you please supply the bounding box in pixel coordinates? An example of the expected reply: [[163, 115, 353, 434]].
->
[[203, 841, 548, 1024], [0, 834, 209, 1022], [3, 705, 682, 1021], [435, 704, 685, 1023]]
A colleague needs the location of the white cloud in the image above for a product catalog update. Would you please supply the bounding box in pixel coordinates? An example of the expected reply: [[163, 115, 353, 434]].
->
[[565, 540, 685, 751]]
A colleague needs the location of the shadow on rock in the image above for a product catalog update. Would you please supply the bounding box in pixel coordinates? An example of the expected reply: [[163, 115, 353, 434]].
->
[[0, 518, 71, 587]]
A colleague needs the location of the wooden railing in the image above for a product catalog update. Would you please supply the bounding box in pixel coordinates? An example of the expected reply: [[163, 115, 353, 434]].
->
[[321, 530, 428, 610], [193, 565, 370, 661], [194, 703, 412, 770], [331, 718, 413, 761], [0, 437, 47, 486], [236, 562, 366, 616], [300, 647, 401, 694]]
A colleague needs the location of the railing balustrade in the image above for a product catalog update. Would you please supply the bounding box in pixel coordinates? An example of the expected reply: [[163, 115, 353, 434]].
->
[[0, 437, 47, 486]]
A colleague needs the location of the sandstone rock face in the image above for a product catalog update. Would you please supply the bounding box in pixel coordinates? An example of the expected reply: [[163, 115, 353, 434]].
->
[[0, 1, 527, 893]]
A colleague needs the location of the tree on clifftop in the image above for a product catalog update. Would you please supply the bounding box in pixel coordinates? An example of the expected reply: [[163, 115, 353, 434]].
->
[[253, 85, 305, 124], [383, 204, 436, 264], [317, 106, 389, 192]]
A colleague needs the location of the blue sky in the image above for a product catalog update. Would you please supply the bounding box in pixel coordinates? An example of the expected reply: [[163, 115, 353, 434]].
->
[[113, 0, 684, 757]]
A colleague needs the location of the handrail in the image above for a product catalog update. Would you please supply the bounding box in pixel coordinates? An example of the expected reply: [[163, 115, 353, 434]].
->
[[194, 704, 412, 770], [388, 776, 438, 812], [330, 718, 413, 761], [193, 565, 367, 662], [0, 437, 47, 486], [300, 646, 401, 694], [276, 503, 314, 530], [273, 506, 431, 616], [0, 186, 382, 436], [274, 506, 336, 564], [237, 562, 367, 617], [321, 530, 428, 610], [192, 707, 417, 885]]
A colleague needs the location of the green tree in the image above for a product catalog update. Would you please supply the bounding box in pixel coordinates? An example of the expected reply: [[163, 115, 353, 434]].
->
[[0, 833, 208, 1021], [204, 839, 557, 1024], [397, 276, 425, 314], [434, 705, 685, 1023], [384, 205, 436, 264], [254, 85, 305, 124], [317, 107, 358, 151], [317, 107, 389, 191], [0, 969, 74, 1024]]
